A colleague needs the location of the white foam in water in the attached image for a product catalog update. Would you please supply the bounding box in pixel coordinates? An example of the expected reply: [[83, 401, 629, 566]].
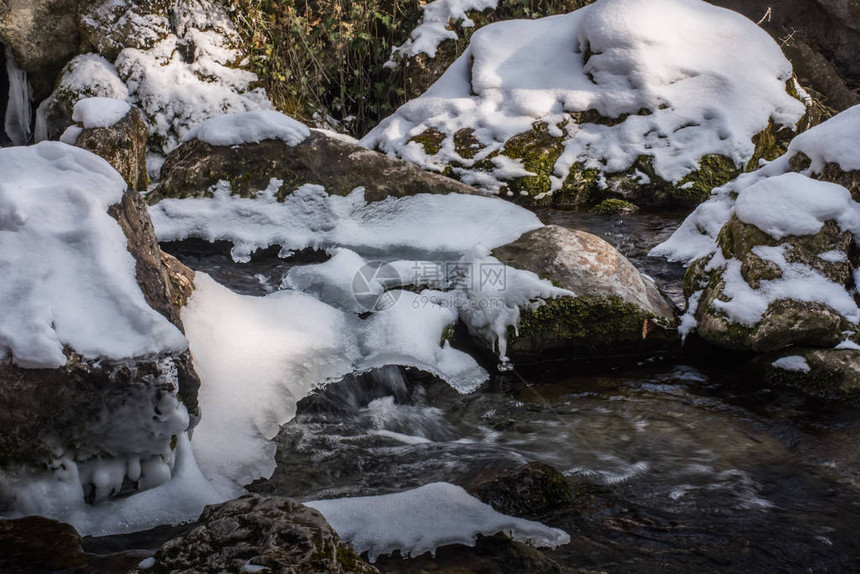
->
[[4, 47, 31, 146], [306, 482, 571, 562]]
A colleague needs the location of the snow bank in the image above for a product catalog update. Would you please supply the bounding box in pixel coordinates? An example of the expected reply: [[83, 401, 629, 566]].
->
[[307, 482, 570, 561], [182, 110, 310, 147], [72, 97, 132, 129], [0, 142, 186, 368], [150, 182, 542, 262], [364, 0, 804, 197]]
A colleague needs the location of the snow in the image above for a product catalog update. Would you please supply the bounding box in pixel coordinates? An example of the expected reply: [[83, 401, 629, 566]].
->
[[388, 0, 500, 62], [35, 54, 130, 143], [182, 110, 310, 147], [149, 182, 543, 263], [771, 355, 811, 373], [4, 47, 32, 146], [713, 246, 860, 327], [72, 97, 132, 129], [652, 105, 860, 265], [183, 273, 358, 496], [0, 142, 187, 368], [306, 482, 570, 562], [734, 173, 857, 240], [364, 0, 805, 198]]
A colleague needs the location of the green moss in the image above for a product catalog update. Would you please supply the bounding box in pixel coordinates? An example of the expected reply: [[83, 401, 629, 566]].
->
[[409, 128, 445, 156], [501, 122, 564, 199], [508, 295, 672, 358], [590, 198, 638, 215], [440, 324, 456, 346], [745, 119, 796, 172], [677, 154, 739, 202], [553, 162, 601, 207], [453, 128, 484, 160]]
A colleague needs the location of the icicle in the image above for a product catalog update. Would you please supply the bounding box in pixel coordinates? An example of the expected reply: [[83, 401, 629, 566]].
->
[[5, 47, 32, 146]]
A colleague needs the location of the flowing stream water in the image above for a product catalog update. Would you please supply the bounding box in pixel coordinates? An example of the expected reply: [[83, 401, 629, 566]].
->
[[87, 209, 860, 572]]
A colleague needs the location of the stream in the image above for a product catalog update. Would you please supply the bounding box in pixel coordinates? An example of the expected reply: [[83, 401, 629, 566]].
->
[[88, 209, 860, 572]]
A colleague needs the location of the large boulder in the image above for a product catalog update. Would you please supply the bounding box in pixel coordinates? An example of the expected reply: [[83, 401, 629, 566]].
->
[[138, 494, 378, 574], [490, 225, 677, 362], [0, 143, 199, 513], [149, 111, 483, 204], [0, 0, 82, 99], [362, 0, 808, 208], [33, 0, 269, 153]]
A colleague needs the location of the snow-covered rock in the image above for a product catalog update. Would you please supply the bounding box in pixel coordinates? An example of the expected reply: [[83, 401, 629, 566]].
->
[[0, 142, 203, 526], [363, 0, 808, 207], [139, 494, 377, 574], [149, 111, 483, 203], [66, 98, 149, 190], [34, 0, 270, 154], [759, 348, 860, 403], [652, 106, 860, 355]]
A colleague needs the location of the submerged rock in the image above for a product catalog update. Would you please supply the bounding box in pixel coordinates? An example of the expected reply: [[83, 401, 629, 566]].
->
[[491, 225, 677, 362], [150, 116, 482, 204], [467, 462, 575, 517], [139, 494, 378, 574]]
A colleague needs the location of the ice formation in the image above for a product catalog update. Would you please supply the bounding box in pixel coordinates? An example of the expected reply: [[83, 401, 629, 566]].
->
[[307, 482, 571, 561], [364, 0, 805, 196], [0, 142, 186, 368], [4, 47, 31, 146]]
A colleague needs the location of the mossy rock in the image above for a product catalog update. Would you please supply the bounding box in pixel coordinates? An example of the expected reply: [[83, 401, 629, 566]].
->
[[687, 215, 858, 352], [589, 198, 639, 215], [468, 462, 574, 516], [151, 129, 482, 204], [491, 225, 677, 362], [758, 348, 860, 404]]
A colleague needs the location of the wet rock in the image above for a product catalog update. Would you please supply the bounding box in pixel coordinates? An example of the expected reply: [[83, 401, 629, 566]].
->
[[149, 128, 482, 204], [76, 106, 149, 191], [491, 225, 677, 362], [0, 516, 148, 574], [139, 494, 378, 574], [467, 462, 575, 517], [758, 348, 860, 403]]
